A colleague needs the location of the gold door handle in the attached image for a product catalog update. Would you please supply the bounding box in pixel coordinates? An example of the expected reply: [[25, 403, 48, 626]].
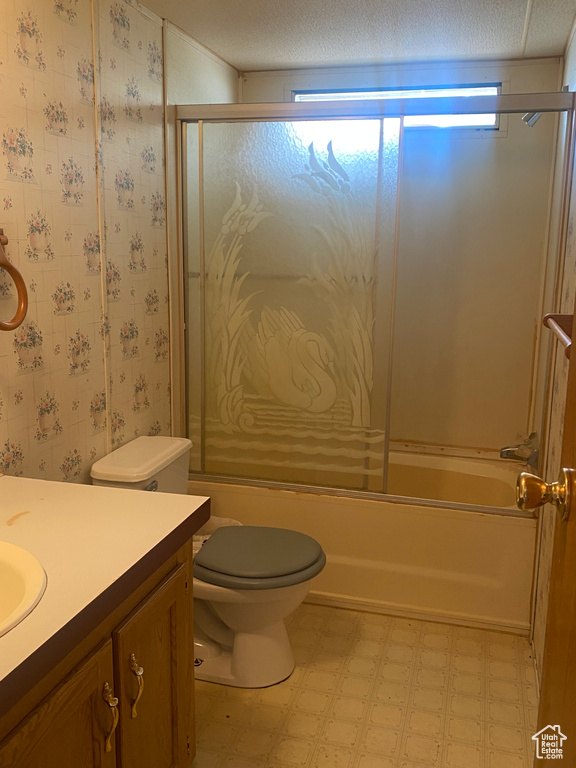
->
[[129, 653, 144, 718], [102, 682, 119, 753], [516, 468, 574, 521]]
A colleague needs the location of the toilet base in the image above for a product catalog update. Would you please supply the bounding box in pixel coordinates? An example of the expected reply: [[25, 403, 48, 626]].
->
[[194, 620, 295, 687]]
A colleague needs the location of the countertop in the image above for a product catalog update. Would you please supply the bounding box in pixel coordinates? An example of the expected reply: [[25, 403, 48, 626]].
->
[[0, 475, 209, 692]]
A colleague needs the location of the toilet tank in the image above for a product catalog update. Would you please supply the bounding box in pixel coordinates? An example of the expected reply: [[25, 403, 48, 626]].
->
[[90, 436, 192, 494]]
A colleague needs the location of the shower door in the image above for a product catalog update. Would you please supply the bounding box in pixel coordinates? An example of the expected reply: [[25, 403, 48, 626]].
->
[[183, 117, 402, 490]]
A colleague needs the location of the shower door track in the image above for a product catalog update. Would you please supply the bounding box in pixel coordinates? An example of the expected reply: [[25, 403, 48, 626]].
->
[[177, 91, 575, 123], [188, 472, 535, 520]]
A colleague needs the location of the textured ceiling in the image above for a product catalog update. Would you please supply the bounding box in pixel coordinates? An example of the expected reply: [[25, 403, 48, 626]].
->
[[144, 0, 576, 71]]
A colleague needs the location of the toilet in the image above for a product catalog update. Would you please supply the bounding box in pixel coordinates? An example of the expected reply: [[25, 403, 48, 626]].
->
[[90, 436, 326, 688]]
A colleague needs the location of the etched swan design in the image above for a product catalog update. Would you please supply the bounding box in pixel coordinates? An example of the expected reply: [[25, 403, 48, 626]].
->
[[254, 307, 337, 413]]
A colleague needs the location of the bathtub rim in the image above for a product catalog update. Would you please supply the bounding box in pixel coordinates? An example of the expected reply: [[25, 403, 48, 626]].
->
[[188, 472, 535, 519]]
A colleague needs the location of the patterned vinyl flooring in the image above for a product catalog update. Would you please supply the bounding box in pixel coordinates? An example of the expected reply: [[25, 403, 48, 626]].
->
[[193, 603, 537, 768]]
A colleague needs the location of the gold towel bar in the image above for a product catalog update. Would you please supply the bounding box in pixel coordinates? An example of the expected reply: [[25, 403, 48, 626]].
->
[[0, 228, 28, 331]]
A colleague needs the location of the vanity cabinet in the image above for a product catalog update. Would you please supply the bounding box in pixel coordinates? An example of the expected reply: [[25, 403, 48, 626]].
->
[[114, 563, 190, 768], [0, 558, 194, 768], [0, 640, 117, 768]]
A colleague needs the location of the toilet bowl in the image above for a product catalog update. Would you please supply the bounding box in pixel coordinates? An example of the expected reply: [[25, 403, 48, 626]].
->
[[90, 437, 326, 688], [192, 523, 326, 687], [193, 578, 310, 687]]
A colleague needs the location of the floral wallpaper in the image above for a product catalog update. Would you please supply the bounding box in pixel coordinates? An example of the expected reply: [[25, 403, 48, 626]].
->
[[0, 0, 170, 483]]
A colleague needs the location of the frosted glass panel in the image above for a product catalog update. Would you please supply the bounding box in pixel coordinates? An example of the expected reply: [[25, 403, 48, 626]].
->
[[188, 119, 400, 490]]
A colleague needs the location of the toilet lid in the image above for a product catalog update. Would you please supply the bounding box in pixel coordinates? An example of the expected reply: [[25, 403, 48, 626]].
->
[[194, 526, 323, 579]]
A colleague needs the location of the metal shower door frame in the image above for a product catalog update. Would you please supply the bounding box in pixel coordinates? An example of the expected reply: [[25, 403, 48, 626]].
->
[[173, 90, 576, 514]]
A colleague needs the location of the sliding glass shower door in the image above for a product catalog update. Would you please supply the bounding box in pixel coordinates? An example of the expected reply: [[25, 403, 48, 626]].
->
[[184, 117, 401, 491]]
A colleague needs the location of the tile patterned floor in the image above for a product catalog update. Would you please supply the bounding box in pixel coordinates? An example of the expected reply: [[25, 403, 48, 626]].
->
[[192, 604, 538, 768]]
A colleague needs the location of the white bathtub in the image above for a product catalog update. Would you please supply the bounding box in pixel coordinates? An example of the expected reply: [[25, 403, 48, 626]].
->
[[387, 451, 519, 508], [188, 456, 536, 633]]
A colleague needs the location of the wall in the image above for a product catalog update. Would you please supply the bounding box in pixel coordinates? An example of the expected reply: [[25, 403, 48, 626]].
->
[[1, 0, 106, 482], [240, 58, 561, 104], [240, 58, 562, 455], [165, 23, 238, 106], [0, 0, 237, 483], [0, 0, 238, 483]]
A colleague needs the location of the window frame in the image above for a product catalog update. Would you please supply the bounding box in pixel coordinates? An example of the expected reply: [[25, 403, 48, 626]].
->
[[293, 83, 502, 131]]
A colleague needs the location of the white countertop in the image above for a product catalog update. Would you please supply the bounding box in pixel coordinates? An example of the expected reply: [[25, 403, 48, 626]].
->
[[0, 475, 208, 686]]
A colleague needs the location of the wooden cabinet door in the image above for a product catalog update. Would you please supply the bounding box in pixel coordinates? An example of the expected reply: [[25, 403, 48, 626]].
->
[[113, 563, 191, 768], [0, 640, 117, 768]]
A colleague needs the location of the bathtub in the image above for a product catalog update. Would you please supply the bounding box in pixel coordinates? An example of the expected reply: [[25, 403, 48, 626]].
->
[[188, 455, 537, 633], [387, 451, 519, 508]]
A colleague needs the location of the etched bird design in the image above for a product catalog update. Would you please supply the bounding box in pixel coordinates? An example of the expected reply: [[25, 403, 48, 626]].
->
[[252, 307, 337, 413]]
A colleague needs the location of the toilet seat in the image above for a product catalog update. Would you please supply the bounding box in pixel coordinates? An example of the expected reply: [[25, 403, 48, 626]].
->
[[193, 526, 326, 590]]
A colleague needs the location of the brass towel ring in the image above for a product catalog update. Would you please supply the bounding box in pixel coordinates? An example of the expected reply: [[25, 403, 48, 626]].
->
[[0, 229, 28, 331]]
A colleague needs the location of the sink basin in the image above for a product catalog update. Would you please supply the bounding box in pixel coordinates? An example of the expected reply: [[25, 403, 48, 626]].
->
[[0, 541, 46, 637]]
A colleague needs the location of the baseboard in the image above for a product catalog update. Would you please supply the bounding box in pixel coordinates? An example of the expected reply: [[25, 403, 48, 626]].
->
[[305, 590, 531, 636]]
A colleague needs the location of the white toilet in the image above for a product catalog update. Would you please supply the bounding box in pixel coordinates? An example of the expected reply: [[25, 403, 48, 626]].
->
[[90, 436, 326, 688]]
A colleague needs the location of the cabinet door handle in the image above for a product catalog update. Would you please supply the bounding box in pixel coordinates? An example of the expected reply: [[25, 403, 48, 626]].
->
[[129, 653, 144, 718], [102, 682, 119, 752]]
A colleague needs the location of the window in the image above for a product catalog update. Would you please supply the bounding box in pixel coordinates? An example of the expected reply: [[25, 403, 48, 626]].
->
[[294, 85, 500, 129]]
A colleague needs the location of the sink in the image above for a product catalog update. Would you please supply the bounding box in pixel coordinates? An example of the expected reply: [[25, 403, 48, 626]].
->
[[0, 541, 46, 637]]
